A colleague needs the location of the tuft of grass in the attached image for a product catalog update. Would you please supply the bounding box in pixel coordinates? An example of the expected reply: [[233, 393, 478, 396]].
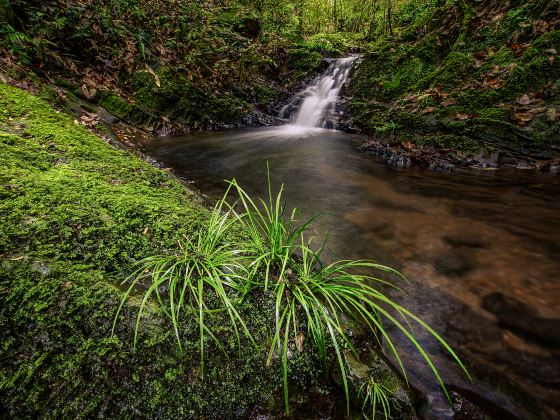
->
[[116, 168, 469, 416], [112, 188, 254, 375], [226, 164, 319, 291], [359, 378, 391, 420], [228, 173, 469, 416]]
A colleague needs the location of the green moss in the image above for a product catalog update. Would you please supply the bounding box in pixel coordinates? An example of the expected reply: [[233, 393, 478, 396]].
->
[[382, 57, 436, 96], [421, 52, 474, 89], [300, 32, 358, 55], [252, 83, 278, 109], [97, 92, 135, 121], [290, 48, 323, 73], [416, 134, 480, 154], [476, 107, 511, 121], [130, 67, 250, 126], [0, 82, 335, 416]]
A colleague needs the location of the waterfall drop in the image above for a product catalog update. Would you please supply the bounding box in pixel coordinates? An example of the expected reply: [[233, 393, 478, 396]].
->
[[279, 56, 358, 129]]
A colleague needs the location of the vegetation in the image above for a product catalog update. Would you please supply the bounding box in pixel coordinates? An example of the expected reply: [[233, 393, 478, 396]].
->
[[348, 0, 560, 165], [0, 81, 332, 417], [1, 0, 558, 417]]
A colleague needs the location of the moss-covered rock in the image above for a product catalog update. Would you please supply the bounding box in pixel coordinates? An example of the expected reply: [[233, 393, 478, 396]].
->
[[0, 83, 340, 417]]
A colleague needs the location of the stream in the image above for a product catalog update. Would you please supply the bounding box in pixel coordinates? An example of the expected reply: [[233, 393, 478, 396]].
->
[[138, 58, 560, 419]]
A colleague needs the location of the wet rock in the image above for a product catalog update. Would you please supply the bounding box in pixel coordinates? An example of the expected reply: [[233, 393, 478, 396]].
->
[[435, 248, 475, 277], [482, 293, 560, 347], [340, 351, 419, 419], [498, 156, 518, 167], [241, 111, 283, 127], [450, 391, 495, 420], [443, 234, 487, 249], [515, 160, 535, 170]]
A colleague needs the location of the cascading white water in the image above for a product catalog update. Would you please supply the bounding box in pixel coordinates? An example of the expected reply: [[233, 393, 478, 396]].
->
[[280, 56, 358, 129]]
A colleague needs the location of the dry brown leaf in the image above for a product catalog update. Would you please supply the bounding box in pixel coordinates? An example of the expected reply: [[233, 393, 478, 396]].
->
[[295, 333, 305, 352], [401, 140, 415, 150], [491, 12, 504, 23], [441, 98, 457, 107], [513, 112, 535, 125], [79, 111, 99, 127], [81, 84, 93, 99], [146, 64, 161, 87], [483, 77, 503, 89], [546, 108, 559, 122], [528, 107, 547, 115], [517, 94, 532, 106], [422, 106, 437, 114]]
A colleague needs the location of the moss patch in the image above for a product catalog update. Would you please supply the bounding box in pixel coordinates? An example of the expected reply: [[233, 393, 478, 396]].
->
[[0, 83, 335, 417]]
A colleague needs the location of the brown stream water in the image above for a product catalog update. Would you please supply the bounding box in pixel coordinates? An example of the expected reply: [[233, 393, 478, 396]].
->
[[140, 126, 560, 419]]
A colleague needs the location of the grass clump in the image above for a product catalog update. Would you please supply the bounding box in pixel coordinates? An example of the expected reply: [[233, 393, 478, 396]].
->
[[116, 168, 470, 417], [113, 194, 254, 374], [359, 378, 392, 420]]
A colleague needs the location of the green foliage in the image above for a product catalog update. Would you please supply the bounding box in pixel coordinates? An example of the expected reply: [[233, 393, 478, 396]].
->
[[301, 32, 360, 55], [359, 378, 392, 419], [113, 196, 254, 373], [348, 0, 560, 155]]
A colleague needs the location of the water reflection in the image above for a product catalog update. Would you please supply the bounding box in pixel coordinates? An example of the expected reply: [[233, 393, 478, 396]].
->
[[140, 126, 560, 419]]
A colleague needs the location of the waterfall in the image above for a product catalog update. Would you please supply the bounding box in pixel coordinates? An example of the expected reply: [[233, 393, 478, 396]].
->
[[280, 56, 358, 129]]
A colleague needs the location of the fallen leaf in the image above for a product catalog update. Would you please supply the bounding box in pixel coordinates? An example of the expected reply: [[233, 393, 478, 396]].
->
[[491, 12, 504, 23], [401, 140, 415, 150], [513, 112, 535, 125], [79, 111, 99, 127], [422, 106, 437, 114], [146, 64, 161, 87], [516, 94, 532, 105], [295, 333, 305, 352], [483, 77, 503, 89], [546, 108, 559, 122], [441, 98, 457, 107], [528, 107, 547, 115]]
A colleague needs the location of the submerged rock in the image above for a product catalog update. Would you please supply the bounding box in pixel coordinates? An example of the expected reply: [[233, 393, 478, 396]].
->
[[340, 350, 419, 419], [482, 292, 560, 347]]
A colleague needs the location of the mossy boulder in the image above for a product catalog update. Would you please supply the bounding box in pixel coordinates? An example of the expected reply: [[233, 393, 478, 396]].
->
[[0, 82, 340, 417]]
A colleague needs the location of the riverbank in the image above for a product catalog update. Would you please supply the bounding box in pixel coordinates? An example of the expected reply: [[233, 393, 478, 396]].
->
[[345, 0, 560, 173], [0, 82, 328, 417], [4, 78, 455, 418]]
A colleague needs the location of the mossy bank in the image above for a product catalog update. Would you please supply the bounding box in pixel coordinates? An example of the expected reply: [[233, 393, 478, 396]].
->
[[347, 0, 560, 170], [0, 82, 349, 417], [0, 0, 330, 134]]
